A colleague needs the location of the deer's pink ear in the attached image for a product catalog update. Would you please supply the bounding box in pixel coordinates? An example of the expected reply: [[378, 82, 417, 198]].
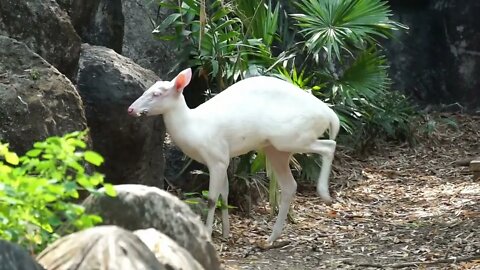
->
[[174, 68, 192, 92]]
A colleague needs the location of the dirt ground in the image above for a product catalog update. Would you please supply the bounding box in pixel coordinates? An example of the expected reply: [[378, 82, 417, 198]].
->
[[212, 113, 480, 269]]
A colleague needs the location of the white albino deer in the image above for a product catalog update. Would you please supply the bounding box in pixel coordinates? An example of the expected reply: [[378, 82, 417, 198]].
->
[[128, 68, 340, 244]]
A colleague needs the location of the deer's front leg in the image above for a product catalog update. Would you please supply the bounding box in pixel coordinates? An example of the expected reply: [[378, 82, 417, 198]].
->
[[220, 174, 230, 237], [205, 160, 229, 237]]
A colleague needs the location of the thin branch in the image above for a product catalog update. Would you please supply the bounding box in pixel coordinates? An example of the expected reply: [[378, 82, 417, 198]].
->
[[343, 254, 480, 269], [257, 240, 291, 250]]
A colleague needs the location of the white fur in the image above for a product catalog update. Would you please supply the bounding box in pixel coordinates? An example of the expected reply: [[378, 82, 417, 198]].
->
[[129, 68, 340, 244]]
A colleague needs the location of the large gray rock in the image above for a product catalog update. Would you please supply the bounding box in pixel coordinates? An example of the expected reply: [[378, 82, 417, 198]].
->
[[37, 226, 164, 270], [70, 0, 124, 53], [82, 184, 221, 270], [0, 0, 81, 80], [386, 0, 480, 110], [121, 0, 176, 78], [55, 0, 72, 13], [0, 240, 44, 270], [0, 36, 87, 154], [68, 0, 175, 77], [76, 44, 165, 187], [134, 228, 205, 270]]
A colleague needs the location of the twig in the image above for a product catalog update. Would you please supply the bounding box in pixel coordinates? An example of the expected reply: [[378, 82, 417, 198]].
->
[[343, 254, 480, 269], [256, 240, 291, 251]]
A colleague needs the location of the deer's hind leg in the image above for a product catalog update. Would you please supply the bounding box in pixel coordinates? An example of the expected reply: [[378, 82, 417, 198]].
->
[[271, 138, 336, 203], [263, 145, 297, 244]]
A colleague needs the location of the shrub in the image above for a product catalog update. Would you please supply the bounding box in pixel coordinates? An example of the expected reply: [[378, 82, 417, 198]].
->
[[155, 0, 279, 89], [0, 131, 115, 252]]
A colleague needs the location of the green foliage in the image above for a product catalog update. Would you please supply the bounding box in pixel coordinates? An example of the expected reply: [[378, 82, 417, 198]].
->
[[29, 69, 40, 80], [155, 0, 279, 88], [282, 1, 412, 152], [235, 0, 280, 47], [342, 90, 418, 151], [183, 191, 235, 210], [0, 131, 115, 252], [418, 114, 458, 138], [292, 0, 401, 61], [320, 49, 393, 136]]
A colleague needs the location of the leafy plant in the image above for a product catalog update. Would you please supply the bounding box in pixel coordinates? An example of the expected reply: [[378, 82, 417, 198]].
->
[[417, 114, 458, 139], [285, 0, 412, 151], [342, 90, 418, 151], [0, 131, 115, 252], [155, 0, 280, 89], [292, 0, 402, 61]]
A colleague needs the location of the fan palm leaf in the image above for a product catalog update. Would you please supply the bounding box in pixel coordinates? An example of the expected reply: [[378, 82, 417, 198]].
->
[[291, 0, 404, 61]]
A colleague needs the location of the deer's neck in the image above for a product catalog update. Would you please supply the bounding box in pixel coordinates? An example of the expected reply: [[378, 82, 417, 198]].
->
[[163, 94, 194, 139]]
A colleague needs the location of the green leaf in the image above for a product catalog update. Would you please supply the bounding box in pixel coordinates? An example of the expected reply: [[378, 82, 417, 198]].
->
[[40, 222, 53, 233], [33, 142, 47, 149], [66, 138, 86, 149], [63, 181, 77, 192], [251, 151, 266, 173], [67, 160, 85, 173], [47, 216, 61, 227], [5, 152, 19, 165], [0, 195, 23, 205], [103, 184, 117, 197], [184, 199, 200, 205], [84, 151, 104, 166], [337, 48, 390, 99], [43, 194, 57, 203], [292, 0, 404, 61], [77, 176, 93, 189], [26, 149, 42, 157], [154, 13, 182, 34], [89, 174, 103, 186], [0, 164, 12, 174], [0, 144, 9, 156]]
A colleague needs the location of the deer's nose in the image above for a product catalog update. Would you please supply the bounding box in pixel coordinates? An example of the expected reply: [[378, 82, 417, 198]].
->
[[127, 107, 134, 114]]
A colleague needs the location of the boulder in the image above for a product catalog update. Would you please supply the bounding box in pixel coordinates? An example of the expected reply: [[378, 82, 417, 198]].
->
[[82, 184, 221, 270], [68, 0, 176, 77], [0, 240, 44, 270], [134, 228, 205, 270], [0, 0, 81, 80], [37, 226, 164, 270], [70, 0, 124, 53], [55, 0, 72, 13], [0, 36, 87, 154], [386, 0, 480, 110], [76, 44, 165, 187], [121, 0, 176, 78]]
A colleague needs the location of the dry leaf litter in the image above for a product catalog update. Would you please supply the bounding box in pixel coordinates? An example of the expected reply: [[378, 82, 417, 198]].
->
[[211, 113, 479, 270]]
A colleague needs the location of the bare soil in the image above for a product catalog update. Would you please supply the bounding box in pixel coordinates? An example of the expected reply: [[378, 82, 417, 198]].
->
[[213, 113, 480, 269]]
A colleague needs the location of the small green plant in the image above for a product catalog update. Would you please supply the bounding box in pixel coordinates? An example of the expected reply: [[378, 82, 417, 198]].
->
[[29, 69, 40, 80], [183, 190, 235, 210], [0, 131, 116, 252], [418, 114, 458, 138], [344, 90, 418, 151]]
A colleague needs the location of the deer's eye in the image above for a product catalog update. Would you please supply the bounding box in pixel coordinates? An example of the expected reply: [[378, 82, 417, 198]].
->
[[152, 91, 161, 97]]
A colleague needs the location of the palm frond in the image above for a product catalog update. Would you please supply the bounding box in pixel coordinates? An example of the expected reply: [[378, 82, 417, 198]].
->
[[335, 48, 390, 104], [291, 0, 403, 61]]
